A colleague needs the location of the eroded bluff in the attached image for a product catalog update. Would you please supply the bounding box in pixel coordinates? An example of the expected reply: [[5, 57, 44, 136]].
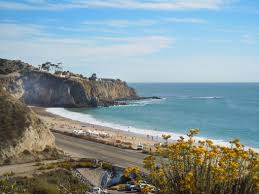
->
[[0, 88, 56, 164], [0, 58, 137, 107]]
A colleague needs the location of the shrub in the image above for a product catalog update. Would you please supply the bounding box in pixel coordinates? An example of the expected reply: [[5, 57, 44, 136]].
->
[[101, 162, 113, 171], [75, 161, 94, 168], [143, 129, 259, 194], [0, 169, 90, 194], [30, 179, 60, 194], [58, 162, 72, 170], [34, 162, 43, 166], [22, 149, 31, 155], [0, 177, 30, 194], [38, 160, 96, 171], [2, 171, 15, 176], [124, 166, 141, 181], [38, 163, 56, 170], [3, 158, 11, 164]]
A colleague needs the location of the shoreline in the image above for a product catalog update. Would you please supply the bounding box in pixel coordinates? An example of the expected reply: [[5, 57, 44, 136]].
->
[[33, 106, 259, 152], [32, 107, 158, 152]]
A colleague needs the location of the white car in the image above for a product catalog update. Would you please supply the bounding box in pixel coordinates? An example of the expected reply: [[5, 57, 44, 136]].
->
[[73, 129, 85, 135], [126, 181, 138, 191], [137, 144, 144, 150], [92, 187, 102, 194], [138, 183, 158, 193]]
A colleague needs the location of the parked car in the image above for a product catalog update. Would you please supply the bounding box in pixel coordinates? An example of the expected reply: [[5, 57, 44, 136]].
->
[[73, 129, 85, 135], [136, 183, 158, 193], [92, 187, 102, 194], [126, 181, 138, 191], [137, 144, 144, 150]]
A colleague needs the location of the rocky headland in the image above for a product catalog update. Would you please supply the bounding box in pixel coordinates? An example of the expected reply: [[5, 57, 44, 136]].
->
[[0, 58, 138, 108]]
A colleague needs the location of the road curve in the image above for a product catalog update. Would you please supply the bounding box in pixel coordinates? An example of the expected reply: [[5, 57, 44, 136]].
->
[[54, 132, 147, 170]]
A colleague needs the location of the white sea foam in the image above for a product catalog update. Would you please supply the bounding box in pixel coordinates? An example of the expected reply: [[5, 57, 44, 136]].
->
[[172, 96, 224, 100], [46, 107, 259, 152], [191, 96, 223, 99], [113, 98, 166, 107]]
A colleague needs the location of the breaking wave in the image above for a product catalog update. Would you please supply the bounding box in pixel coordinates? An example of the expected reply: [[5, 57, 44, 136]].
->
[[46, 107, 258, 152], [191, 96, 223, 99], [114, 98, 166, 107]]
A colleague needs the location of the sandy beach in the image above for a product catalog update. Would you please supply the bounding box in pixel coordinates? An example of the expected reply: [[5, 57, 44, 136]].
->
[[32, 107, 159, 152]]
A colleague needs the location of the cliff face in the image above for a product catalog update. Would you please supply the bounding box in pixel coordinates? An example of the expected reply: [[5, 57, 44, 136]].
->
[[0, 88, 56, 164], [22, 71, 90, 107], [0, 58, 137, 107]]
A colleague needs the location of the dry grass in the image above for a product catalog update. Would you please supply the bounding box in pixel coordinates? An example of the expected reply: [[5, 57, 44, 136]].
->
[[38, 159, 97, 171], [0, 169, 90, 194]]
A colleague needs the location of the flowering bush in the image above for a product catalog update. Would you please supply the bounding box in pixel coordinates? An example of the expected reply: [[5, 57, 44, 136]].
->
[[143, 129, 259, 194], [124, 166, 142, 181]]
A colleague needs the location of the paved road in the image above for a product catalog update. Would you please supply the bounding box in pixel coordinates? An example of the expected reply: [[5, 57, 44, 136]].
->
[[54, 132, 147, 170]]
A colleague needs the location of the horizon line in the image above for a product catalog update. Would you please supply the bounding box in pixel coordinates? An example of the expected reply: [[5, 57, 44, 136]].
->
[[128, 82, 259, 84]]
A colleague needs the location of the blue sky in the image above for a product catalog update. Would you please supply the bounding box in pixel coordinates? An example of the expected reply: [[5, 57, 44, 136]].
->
[[0, 0, 258, 82]]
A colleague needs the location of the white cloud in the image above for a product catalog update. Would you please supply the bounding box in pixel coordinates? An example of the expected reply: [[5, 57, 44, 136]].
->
[[1, 36, 172, 58], [207, 39, 233, 43], [0, 0, 230, 11], [0, 23, 48, 38], [81, 17, 206, 29], [165, 17, 207, 24], [80, 0, 227, 10], [83, 19, 156, 28], [241, 34, 256, 45], [0, 22, 174, 65]]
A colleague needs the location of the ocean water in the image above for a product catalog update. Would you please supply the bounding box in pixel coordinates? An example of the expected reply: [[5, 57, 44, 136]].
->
[[47, 83, 259, 150]]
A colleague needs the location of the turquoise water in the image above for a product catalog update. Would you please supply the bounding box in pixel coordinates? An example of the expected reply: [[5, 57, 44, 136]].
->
[[65, 83, 259, 149]]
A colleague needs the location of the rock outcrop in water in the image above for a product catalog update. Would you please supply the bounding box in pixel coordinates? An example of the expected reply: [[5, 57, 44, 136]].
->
[[0, 58, 138, 107], [0, 88, 56, 165]]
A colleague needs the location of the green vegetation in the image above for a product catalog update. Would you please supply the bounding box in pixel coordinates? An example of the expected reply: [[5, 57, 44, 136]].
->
[[38, 159, 113, 171], [0, 159, 112, 194], [38, 159, 96, 171], [39, 61, 63, 72], [124, 129, 259, 194], [101, 162, 113, 171], [89, 73, 97, 81], [0, 58, 32, 74], [0, 169, 90, 194], [0, 177, 29, 194], [162, 134, 171, 145]]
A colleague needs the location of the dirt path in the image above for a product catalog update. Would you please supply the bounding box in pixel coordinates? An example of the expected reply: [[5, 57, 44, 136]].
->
[[0, 160, 59, 177]]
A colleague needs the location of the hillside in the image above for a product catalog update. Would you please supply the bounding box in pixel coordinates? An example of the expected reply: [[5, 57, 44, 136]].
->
[[0, 58, 32, 75], [0, 88, 56, 165], [0, 58, 137, 107]]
